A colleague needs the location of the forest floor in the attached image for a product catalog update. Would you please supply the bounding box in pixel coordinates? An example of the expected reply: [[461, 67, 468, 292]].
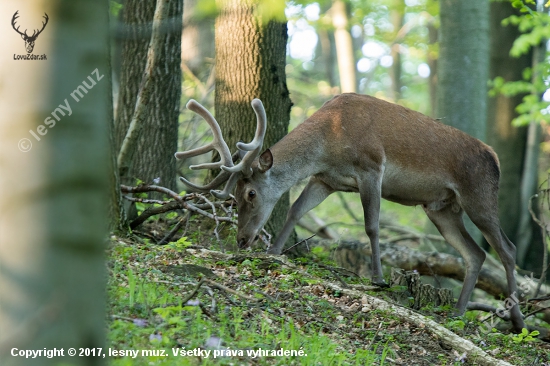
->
[[106, 229, 550, 366]]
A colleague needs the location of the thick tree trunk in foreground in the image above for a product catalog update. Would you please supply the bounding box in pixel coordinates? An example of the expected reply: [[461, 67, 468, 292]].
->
[[0, 0, 110, 364], [215, 0, 294, 244]]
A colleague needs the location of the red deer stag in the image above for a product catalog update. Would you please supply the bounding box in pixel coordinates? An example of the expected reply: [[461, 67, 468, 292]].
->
[[175, 93, 526, 332]]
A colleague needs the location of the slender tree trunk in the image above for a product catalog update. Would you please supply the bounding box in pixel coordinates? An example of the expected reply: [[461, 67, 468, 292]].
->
[[427, 22, 438, 117], [517, 43, 544, 272], [317, 28, 337, 88], [109, 70, 127, 232], [437, 0, 490, 243], [331, 0, 356, 93], [0, 1, 110, 363], [487, 1, 531, 252], [215, 0, 294, 244], [390, 2, 404, 101], [115, 0, 182, 190], [182, 0, 215, 74]]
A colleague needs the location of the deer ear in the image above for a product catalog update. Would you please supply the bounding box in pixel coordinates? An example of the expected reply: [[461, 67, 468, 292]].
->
[[258, 149, 273, 173]]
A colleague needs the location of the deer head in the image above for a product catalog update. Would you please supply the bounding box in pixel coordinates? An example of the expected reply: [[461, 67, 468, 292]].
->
[[175, 99, 275, 247], [12, 11, 49, 54]]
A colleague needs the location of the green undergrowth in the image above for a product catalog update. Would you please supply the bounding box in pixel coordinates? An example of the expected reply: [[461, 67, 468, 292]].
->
[[106, 236, 550, 366], [107, 238, 390, 365]]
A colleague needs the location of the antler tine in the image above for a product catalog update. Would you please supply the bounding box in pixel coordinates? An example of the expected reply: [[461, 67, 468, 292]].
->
[[236, 99, 266, 151], [174, 99, 234, 169], [178, 170, 231, 193], [211, 171, 241, 200], [176, 99, 236, 193], [221, 99, 267, 178]]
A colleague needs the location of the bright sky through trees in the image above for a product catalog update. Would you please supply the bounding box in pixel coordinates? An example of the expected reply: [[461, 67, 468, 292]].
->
[[285, 2, 431, 79]]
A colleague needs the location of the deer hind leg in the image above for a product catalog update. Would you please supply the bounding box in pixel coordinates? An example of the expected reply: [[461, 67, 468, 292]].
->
[[423, 204, 486, 315], [358, 173, 386, 286], [465, 209, 526, 332], [267, 176, 334, 254]]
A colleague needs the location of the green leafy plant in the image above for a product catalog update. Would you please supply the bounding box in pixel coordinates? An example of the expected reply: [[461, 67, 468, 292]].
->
[[490, 0, 550, 126], [511, 328, 540, 343], [168, 236, 192, 250], [446, 319, 466, 332]]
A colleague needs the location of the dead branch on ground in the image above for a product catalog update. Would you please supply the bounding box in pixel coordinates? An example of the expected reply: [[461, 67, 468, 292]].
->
[[120, 184, 237, 242]]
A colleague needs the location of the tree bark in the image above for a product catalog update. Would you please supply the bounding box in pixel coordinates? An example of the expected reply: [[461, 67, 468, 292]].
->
[[214, 0, 294, 244], [436, 0, 490, 243], [108, 40, 128, 233], [487, 2, 535, 261], [115, 0, 182, 190], [427, 22, 438, 117], [517, 59, 544, 273], [0, 0, 110, 363], [389, 1, 404, 101], [438, 0, 489, 140]]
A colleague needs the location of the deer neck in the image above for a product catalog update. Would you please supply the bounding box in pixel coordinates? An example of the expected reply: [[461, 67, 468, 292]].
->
[[268, 130, 325, 194]]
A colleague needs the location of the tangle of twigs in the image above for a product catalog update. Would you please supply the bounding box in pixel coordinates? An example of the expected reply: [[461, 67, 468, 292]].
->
[[121, 184, 273, 247]]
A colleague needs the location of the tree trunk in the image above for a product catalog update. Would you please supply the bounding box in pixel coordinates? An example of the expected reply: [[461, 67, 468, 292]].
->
[[115, 0, 182, 190], [182, 0, 215, 74], [487, 2, 531, 254], [390, 2, 404, 101], [317, 28, 338, 88], [517, 49, 544, 273], [427, 22, 438, 117], [438, 0, 489, 139], [331, 0, 356, 93], [109, 61, 127, 232], [215, 0, 294, 244], [0, 1, 110, 363], [437, 0, 490, 243]]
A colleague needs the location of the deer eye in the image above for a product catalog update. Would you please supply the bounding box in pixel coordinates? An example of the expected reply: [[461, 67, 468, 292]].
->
[[248, 190, 256, 199]]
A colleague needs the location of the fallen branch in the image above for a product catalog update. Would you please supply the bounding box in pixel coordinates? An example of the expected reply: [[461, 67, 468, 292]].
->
[[332, 240, 549, 301], [325, 282, 515, 366], [129, 201, 181, 229], [282, 234, 316, 254], [181, 279, 205, 305], [120, 184, 237, 230], [158, 213, 189, 245], [202, 278, 259, 303]]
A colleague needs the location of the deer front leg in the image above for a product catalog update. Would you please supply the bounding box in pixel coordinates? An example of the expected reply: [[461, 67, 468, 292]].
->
[[358, 173, 386, 286], [267, 177, 334, 254]]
